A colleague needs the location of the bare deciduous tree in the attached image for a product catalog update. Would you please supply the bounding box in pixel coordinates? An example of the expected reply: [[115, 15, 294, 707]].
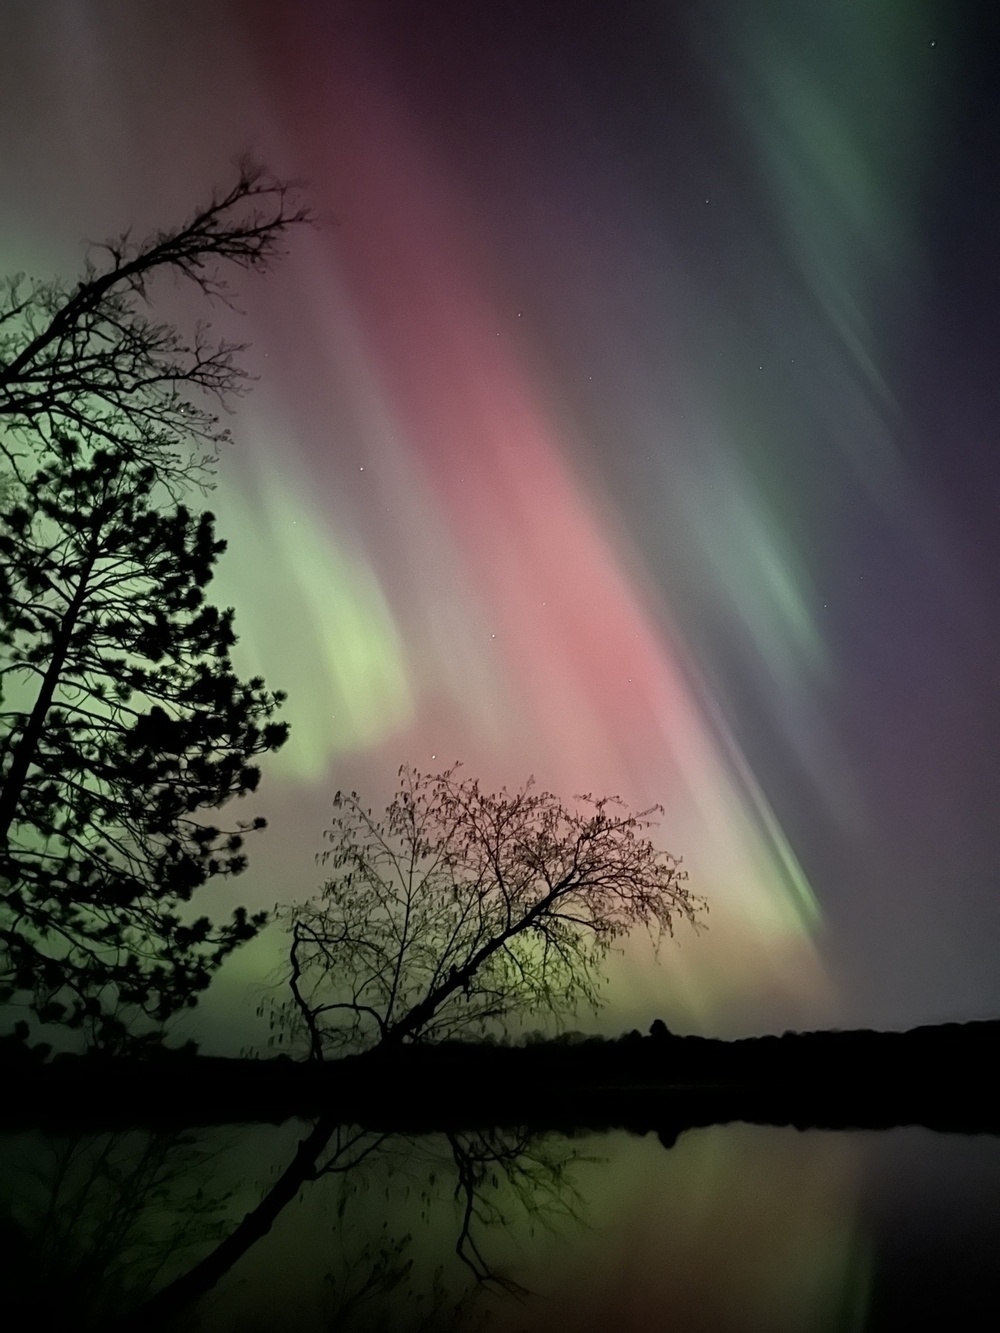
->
[[279, 764, 702, 1059], [0, 159, 311, 493], [120, 766, 701, 1325]]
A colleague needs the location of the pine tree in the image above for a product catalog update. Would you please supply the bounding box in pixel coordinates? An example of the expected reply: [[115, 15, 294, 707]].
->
[[0, 436, 288, 1049]]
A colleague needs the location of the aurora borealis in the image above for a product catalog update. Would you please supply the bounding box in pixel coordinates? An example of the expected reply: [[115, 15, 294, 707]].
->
[[2, 0, 999, 1040]]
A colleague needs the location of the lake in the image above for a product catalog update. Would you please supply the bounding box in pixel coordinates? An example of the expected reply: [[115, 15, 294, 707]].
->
[[2, 1120, 998, 1330]]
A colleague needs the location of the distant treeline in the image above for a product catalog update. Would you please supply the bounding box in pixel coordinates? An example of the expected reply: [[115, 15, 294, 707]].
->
[[309, 1018, 1000, 1104], [410, 1017, 1000, 1081], [4, 1020, 998, 1134]]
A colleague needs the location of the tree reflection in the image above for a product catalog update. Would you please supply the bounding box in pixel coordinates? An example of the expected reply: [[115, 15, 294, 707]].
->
[[1, 1130, 234, 1328], [318, 1218, 484, 1333], [443, 1129, 588, 1291], [1, 1121, 591, 1331], [309, 1126, 589, 1317]]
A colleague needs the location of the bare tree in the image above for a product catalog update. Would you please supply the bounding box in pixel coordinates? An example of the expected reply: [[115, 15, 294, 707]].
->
[[280, 765, 701, 1059], [0, 159, 311, 493], [118, 766, 700, 1326]]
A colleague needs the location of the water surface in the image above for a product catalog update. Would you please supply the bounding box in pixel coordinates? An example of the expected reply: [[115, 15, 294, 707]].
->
[[2, 1121, 998, 1330]]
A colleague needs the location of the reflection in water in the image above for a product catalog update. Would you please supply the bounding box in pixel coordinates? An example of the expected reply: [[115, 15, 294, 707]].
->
[[202, 1126, 586, 1331], [2, 1122, 999, 1331], [503, 1128, 866, 1333], [0, 1130, 236, 1327]]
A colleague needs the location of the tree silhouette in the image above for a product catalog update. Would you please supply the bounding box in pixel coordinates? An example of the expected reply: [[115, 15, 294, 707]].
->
[[0, 161, 306, 1048], [0, 159, 310, 494], [117, 766, 699, 1324], [280, 764, 701, 1059], [0, 437, 288, 1049]]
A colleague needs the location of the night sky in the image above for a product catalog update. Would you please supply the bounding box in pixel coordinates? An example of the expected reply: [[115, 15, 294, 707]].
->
[[2, 0, 998, 1043]]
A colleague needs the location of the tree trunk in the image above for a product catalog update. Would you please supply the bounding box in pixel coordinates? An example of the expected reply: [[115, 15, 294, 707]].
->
[[0, 557, 94, 846], [116, 1111, 338, 1329], [383, 890, 555, 1046]]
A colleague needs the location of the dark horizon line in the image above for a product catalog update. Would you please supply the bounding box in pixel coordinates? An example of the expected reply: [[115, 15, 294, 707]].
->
[[3, 1017, 997, 1138]]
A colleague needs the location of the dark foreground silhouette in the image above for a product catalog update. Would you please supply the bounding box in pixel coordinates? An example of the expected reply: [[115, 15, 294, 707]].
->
[[4, 1019, 998, 1138]]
